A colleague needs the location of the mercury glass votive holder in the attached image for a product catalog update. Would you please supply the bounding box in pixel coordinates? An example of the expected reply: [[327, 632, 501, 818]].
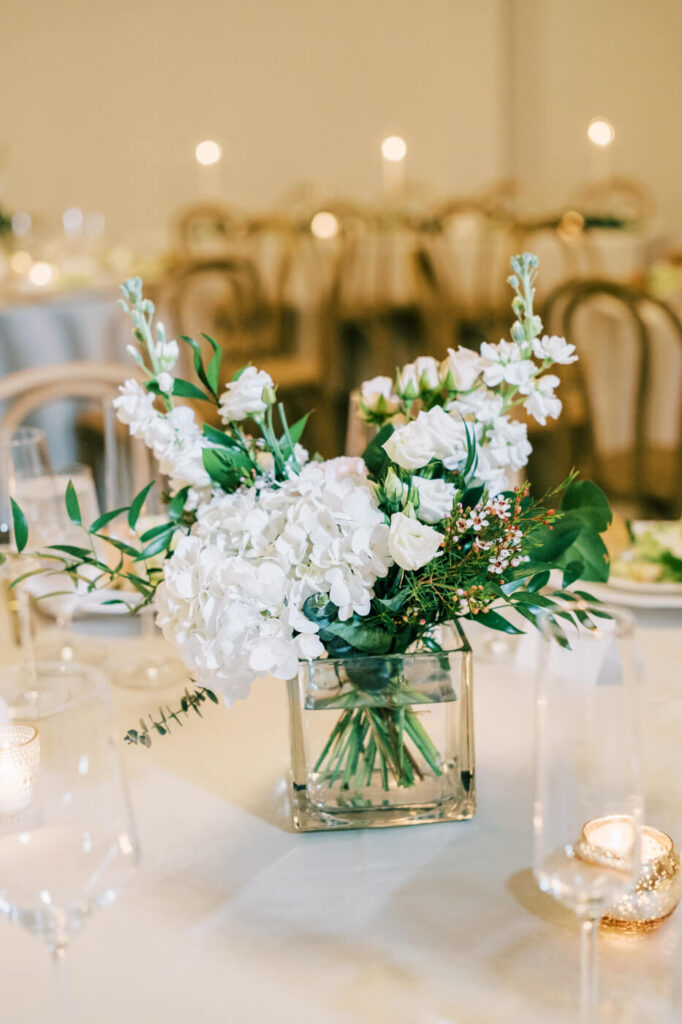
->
[[577, 815, 681, 933], [0, 724, 40, 822]]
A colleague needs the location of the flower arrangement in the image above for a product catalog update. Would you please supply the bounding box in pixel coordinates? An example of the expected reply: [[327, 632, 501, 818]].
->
[[11, 254, 611, 791]]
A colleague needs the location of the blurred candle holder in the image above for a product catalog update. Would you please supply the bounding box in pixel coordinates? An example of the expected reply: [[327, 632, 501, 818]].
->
[[576, 815, 680, 933], [0, 724, 40, 822]]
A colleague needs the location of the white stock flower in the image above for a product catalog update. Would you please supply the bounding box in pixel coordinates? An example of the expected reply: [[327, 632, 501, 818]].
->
[[486, 416, 532, 472], [412, 477, 457, 524], [447, 387, 503, 424], [440, 347, 487, 391], [360, 376, 400, 415], [157, 372, 174, 394], [388, 512, 442, 571], [480, 340, 535, 389], [154, 339, 180, 372], [114, 379, 157, 436], [522, 374, 562, 425], [532, 334, 577, 365], [219, 367, 274, 423]]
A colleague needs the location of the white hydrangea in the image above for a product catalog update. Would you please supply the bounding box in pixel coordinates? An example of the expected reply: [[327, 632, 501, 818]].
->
[[154, 459, 393, 703]]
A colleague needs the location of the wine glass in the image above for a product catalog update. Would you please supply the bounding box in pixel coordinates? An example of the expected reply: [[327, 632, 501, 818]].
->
[[0, 660, 139, 1022], [0, 427, 61, 665], [533, 599, 643, 1023]]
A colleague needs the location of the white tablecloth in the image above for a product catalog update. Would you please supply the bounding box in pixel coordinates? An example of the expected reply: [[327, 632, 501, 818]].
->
[[0, 609, 680, 1023]]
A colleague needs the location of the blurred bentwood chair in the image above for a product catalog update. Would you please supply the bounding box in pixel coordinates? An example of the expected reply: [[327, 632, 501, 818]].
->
[[543, 279, 682, 517]]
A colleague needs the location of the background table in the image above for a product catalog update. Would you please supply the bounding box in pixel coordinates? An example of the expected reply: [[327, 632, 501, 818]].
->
[[0, 288, 130, 469], [0, 609, 680, 1022]]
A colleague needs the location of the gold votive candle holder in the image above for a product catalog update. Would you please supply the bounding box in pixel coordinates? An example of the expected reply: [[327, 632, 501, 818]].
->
[[577, 815, 680, 934], [0, 724, 40, 822]]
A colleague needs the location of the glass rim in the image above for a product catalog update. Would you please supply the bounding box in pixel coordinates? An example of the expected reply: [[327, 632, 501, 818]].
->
[[537, 597, 635, 640], [0, 426, 47, 448], [0, 723, 39, 748]]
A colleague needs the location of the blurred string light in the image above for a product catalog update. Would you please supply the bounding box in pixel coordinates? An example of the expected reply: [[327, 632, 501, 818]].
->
[[381, 135, 407, 162], [62, 207, 84, 236], [310, 211, 339, 240], [195, 140, 222, 166], [28, 262, 56, 287], [587, 117, 615, 148], [9, 251, 32, 275], [11, 212, 32, 237]]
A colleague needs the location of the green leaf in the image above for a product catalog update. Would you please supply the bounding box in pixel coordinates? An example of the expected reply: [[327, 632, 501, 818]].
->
[[168, 487, 190, 522], [135, 529, 175, 561], [96, 535, 140, 558], [362, 422, 394, 477], [65, 481, 81, 526], [287, 412, 310, 448], [139, 521, 175, 543], [202, 424, 243, 450], [527, 570, 550, 593], [46, 543, 93, 559], [561, 480, 612, 532], [89, 507, 128, 533], [528, 519, 582, 562], [202, 448, 252, 490], [172, 378, 213, 401], [201, 334, 222, 395], [10, 498, 28, 552], [322, 619, 393, 654], [561, 560, 584, 589], [469, 609, 524, 634], [128, 481, 155, 530]]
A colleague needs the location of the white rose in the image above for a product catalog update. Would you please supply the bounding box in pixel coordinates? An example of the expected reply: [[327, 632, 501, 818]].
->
[[412, 477, 457, 524], [413, 356, 441, 391], [360, 375, 400, 415], [396, 362, 420, 399], [388, 512, 443, 571], [382, 412, 438, 470], [219, 367, 274, 423], [440, 347, 487, 391]]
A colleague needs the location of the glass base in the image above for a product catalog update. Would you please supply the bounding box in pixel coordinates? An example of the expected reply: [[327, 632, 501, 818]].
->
[[291, 780, 476, 832]]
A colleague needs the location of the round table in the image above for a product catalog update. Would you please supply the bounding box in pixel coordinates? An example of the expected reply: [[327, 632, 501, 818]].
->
[[0, 607, 680, 1022]]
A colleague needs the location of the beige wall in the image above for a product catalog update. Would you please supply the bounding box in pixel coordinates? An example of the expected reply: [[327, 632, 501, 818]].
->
[[1, 0, 506, 245], [3, 0, 681, 244], [510, 0, 682, 236]]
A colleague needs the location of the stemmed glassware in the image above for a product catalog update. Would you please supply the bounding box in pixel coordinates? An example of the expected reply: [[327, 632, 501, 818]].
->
[[0, 661, 139, 1023], [533, 599, 643, 1023]]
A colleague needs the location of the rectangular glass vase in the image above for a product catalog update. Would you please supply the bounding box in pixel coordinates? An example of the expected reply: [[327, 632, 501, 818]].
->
[[287, 623, 475, 831]]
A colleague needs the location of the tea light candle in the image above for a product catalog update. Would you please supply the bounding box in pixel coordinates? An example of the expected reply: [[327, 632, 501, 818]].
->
[[0, 725, 40, 821], [587, 117, 615, 182], [577, 815, 680, 933], [381, 135, 407, 202]]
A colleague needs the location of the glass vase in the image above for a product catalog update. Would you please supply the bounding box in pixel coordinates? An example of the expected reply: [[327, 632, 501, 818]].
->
[[287, 623, 474, 831]]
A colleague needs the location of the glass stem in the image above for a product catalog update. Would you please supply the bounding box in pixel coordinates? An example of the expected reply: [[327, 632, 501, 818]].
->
[[579, 917, 599, 1024], [52, 942, 74, 1024]]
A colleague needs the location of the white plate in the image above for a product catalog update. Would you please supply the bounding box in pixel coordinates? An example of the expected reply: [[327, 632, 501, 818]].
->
[[572, 579, 682, 610]]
